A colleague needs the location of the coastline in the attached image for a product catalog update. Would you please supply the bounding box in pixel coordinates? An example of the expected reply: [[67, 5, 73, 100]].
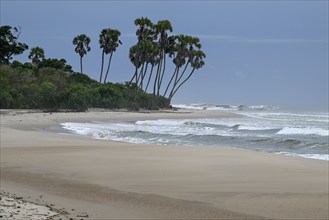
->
[[1, 110, 328, 219]]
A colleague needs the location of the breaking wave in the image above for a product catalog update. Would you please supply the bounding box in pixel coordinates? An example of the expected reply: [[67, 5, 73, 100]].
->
[[61, 106, 328, 161]]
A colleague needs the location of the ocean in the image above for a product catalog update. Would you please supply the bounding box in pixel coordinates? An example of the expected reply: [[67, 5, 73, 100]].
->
[[61, 104, 329, 161]]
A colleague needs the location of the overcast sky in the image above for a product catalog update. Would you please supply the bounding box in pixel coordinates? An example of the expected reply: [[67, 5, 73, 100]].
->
[[1, 0, 328, 111]]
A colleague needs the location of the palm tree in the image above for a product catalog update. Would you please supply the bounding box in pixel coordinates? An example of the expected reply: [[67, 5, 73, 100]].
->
[[163, 35, 204, 99], [28, 47, 45, 64], [129, 17, 155, 88], [153, 20, 173, 96], [164, 35, 189, 97], [144, 41, 160, 92], [134, 17, 154, 42], [169, 50, 205, 99], [129, 44, 143, 87], [99, 28, 122, 83], [73, 34, 91, 74]]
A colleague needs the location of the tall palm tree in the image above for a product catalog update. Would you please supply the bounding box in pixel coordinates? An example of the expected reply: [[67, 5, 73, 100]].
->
[[99, 28, 122, 83], [129, 43, 142, 86], [144, 41, 160, 92], [153, 20, 173, 96], [169, 50, 205, 99], [163, 35, 204, 99], [134, 17, 154, 42], [129, 17, 155, 88], [164, 35, 189, 97], [73, 34, 91, 74], [28, 47, 45, 64]]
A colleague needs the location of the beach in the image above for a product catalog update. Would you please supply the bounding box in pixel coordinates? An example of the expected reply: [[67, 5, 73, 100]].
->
[[1, 110, 328, 219]]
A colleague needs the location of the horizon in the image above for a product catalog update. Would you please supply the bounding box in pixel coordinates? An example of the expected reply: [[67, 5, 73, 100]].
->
[[1, 1, 328, 111]]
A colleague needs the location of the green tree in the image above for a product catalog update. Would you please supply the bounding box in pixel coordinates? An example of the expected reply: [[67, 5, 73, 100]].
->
[[153, 20, 173, 96], [99, 28, 122, 83], [130, 17, 157, 91], [169, 49, 205, 99], [38, 58, 73, 73], [72, 34, 91, 74], [161, 35, 204, 99], [0, 25, 28, 64], [28, 47, 45, 64]]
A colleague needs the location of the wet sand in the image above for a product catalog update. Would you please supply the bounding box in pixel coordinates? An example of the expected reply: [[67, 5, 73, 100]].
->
[[1, 110, 328, 219]]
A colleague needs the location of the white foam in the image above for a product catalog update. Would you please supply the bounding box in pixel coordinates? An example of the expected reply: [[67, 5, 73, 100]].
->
[[136, 119, 184, 126], [276, 152, 329, 161], [276, 127, 328, 136]]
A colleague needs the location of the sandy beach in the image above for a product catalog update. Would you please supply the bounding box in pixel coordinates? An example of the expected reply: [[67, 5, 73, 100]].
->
[[1, 109, 328, 219]]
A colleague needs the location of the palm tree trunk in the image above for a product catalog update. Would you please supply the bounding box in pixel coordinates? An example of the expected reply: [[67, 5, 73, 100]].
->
[[176, 62, 189, 84], [134, 67, 138, 102], [170, 68, 196, 99], [169, 67, 180, 98], [80, 56, 83, 74], [158, 54, 166, 94], [154, 51, 163, 96], [157, 53, 166, 96], [145, 65, 154, 92], [100, 51, 105, 83], [137, 63, 145, 89], [140, 63, 148, 90], [103, 52, 114, 83], [163, 67, 178, 97], [129, 73, 136, 84]]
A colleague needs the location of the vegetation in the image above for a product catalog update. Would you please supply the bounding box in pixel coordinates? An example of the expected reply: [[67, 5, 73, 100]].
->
[[28, 47, 45, 64], [99, 28, 122, 83], [128, 17, 206, 99], [0, 19, 206, 111], [0, 26, 28, 64], [72, 34, 91, 74], [0, 64, 169, 111]]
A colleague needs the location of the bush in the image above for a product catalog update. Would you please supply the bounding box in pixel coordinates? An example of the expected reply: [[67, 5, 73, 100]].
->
[[0, 64, 171, 111]]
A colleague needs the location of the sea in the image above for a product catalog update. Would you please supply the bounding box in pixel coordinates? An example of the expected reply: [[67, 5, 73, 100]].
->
[[61, 104, 329, 161]]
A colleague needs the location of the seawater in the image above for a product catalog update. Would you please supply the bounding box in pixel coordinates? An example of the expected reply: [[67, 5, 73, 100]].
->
[[61, 104, 329, 161]]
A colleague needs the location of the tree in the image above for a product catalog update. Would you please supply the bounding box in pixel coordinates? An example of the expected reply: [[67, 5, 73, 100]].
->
[[28, 47, 45, 64], [99, 28, 122, 83], [129, 17, 163, 92], [153, 20, 173, 96], [159, 34, 205, 100], [134, 17, 155, 42], [169, 49, 205, 99], [38, 58, 73, 73], [72, 34, 91, 74], [0, 25, 28, 64]]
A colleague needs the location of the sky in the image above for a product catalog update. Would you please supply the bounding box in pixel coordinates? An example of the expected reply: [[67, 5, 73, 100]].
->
[[1, 0, 328, 111]]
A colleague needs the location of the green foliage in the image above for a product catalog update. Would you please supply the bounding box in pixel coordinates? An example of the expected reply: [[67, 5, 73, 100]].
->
[[73, 34, 91, 74], [38, 58, 73, 73], [99, 28, 122, 83], [69, 72, 97, 85], [0, 65, 170, 111], [28, 47, 45, 64], [0, 26, 29, 64]]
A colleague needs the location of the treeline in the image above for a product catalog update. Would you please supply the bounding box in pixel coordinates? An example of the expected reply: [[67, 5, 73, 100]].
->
[[0, 63, 169, 111], [0, 17, 205, 111]]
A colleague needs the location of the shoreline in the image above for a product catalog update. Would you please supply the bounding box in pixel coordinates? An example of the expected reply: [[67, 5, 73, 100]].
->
[[1, 110, 328, 219]]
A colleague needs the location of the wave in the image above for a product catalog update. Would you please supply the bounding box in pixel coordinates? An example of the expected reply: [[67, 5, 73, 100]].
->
[[276, 127, 328, 136], [61, 112, 328, 161], [276, 152, 329, 161], [172, 104, 279, 111]]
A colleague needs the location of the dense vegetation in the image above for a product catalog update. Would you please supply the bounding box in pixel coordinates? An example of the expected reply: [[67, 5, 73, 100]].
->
[[0, 64, 169, 111], [0, 18, 205, 111]]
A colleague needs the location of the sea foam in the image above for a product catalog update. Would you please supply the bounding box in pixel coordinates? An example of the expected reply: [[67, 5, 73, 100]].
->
[[276, 127, 328, 136], [61, 107, 329, 161]]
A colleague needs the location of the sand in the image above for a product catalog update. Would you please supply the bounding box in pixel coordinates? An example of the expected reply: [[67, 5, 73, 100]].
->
[[0, 109, 328, 219]]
